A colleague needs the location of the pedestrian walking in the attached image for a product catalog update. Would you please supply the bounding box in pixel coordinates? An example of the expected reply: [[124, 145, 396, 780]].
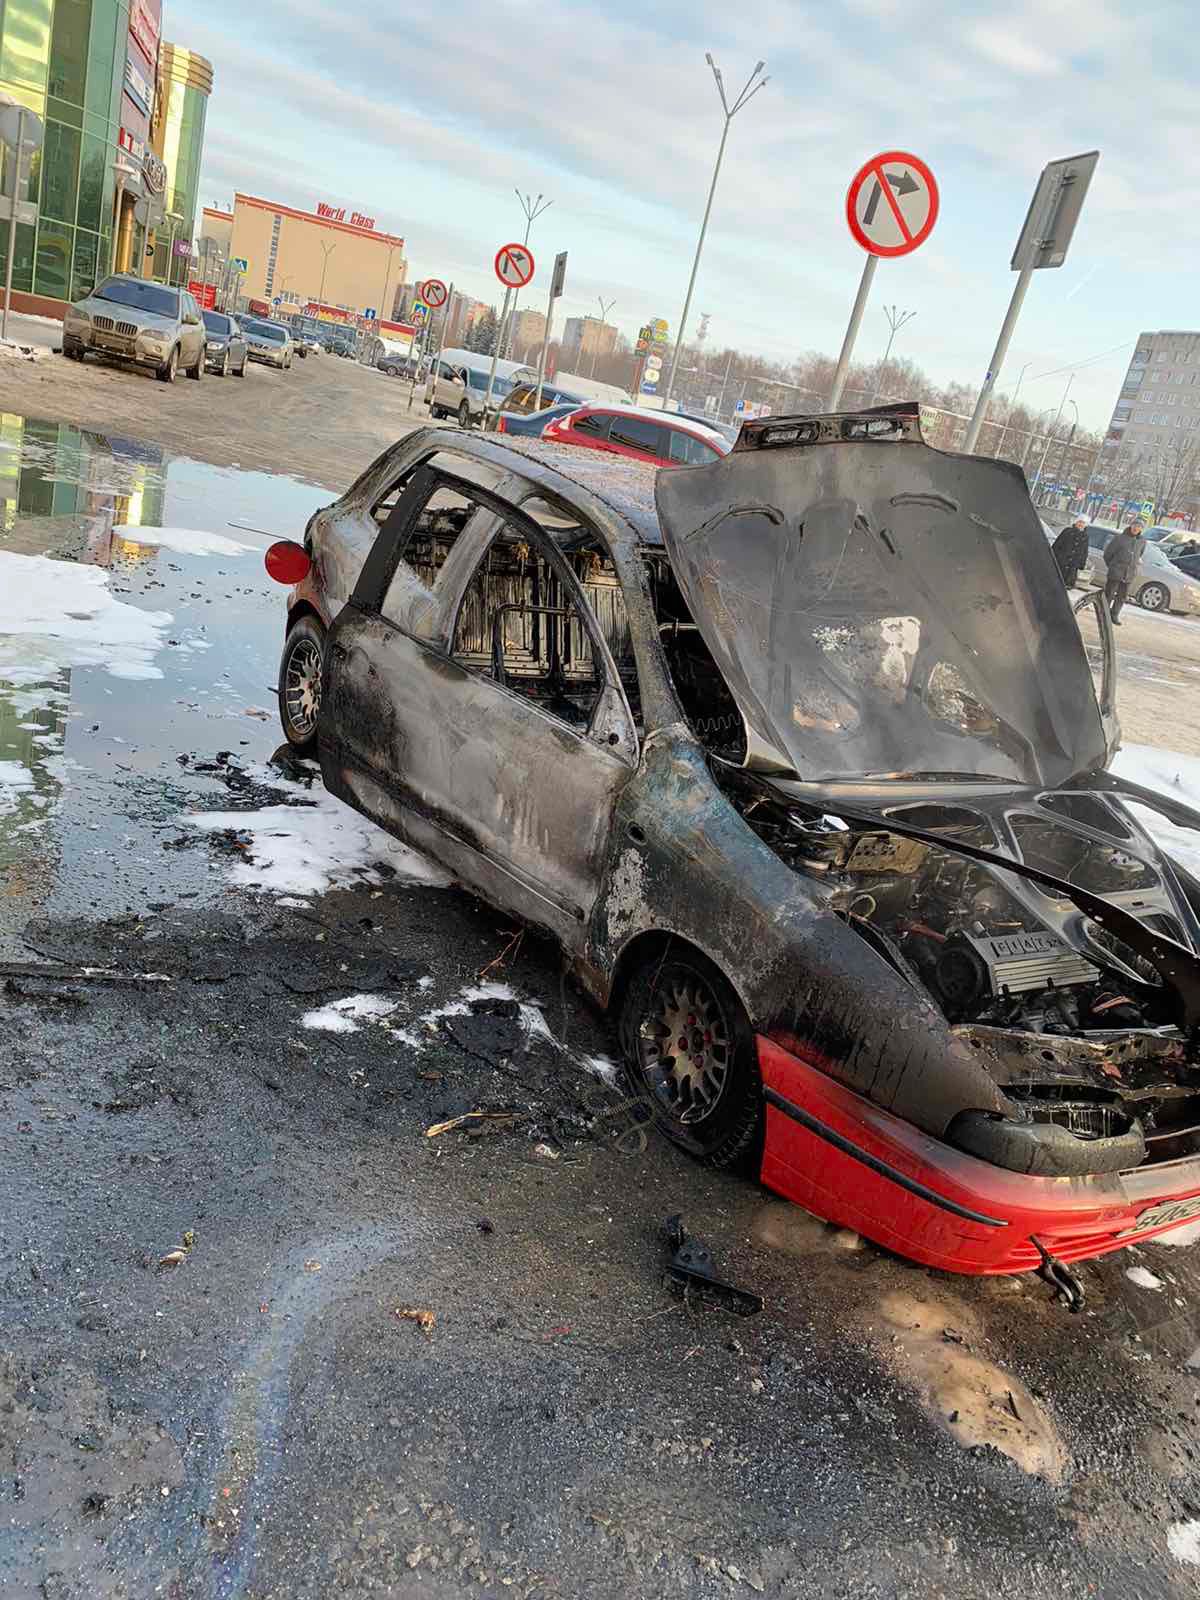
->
[[1102, 520, 1146, 624], [1051, 517, 1089, 589]]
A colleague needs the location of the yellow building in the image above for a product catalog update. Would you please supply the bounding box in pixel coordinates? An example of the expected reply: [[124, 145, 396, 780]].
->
[[229, 193, 407, 320]]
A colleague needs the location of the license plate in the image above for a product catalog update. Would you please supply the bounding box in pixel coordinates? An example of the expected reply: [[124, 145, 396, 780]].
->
[[1119, 1194, 1200, 1237], [96, 332, 133, 352]]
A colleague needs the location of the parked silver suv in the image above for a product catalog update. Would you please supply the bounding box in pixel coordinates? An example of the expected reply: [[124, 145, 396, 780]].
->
[[62, 276, 206, 383]]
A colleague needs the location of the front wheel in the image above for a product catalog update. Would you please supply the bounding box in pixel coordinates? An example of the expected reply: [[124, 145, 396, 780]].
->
[[1137, 581, 1170, 612], [457, 400, 471, 428], [219, 353, 228, 377], [157, 347, 178, 383], [188, 350, 203, 381], [618, 948, 763, 1169], [278, 614, 326, 754]]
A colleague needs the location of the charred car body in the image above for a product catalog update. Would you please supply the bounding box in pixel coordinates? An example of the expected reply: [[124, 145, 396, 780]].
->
[[267, 404, 1200, 1275]]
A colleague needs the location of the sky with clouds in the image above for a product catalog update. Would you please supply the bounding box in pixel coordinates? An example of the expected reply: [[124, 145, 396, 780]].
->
[[186, 0, 1197, 429]]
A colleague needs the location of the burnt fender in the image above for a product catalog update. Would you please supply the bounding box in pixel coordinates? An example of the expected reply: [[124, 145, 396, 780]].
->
[[590, 731, 1014, 1139]]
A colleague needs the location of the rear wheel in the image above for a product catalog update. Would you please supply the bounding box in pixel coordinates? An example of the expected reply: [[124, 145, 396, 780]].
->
[[1137, 581, 1170, 612], [278, 614, 326, 754], [619, 948, 763, 1169], [431, 404, 444, 419], [235, 358, 246, 377], [157, 347, 178, 384]]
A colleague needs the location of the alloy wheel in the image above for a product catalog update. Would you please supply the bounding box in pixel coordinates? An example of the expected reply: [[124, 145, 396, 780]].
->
[[283, 636, 322, 740], [1138, 582, 1169, 612], [636, 975, 732, 1125]]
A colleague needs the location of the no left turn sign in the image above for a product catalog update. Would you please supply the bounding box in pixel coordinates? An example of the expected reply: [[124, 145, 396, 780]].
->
[[846, 150, 939, 258], [494, 243, 535, 288]]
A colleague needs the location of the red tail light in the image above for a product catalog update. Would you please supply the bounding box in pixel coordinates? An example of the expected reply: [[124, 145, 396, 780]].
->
[[497, 416, 507, 433], [264, 540, 312, 585]]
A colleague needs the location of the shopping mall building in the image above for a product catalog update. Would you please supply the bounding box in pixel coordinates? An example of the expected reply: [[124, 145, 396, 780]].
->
[[200, 193, 408, 329], [0, 0, 210, 314]]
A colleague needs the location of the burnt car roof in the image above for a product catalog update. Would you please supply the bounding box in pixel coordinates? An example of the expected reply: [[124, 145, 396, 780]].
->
[[469, 435, 663, 545]]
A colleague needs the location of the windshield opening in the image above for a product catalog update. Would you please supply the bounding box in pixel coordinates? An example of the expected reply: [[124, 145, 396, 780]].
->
[[92, 278, 179, 317], [201, 312, 230, 335]]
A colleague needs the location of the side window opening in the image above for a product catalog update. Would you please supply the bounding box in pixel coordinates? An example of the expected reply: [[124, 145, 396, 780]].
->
[[452, 519, 608, 731], [378, 480, 482, 625], [645, 552, 746, 762], [572, 411, 612, 441]]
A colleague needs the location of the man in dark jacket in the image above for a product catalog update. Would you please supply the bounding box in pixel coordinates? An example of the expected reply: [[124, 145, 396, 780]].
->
[[1103, 520, 1146, 623], [1051, 517, 1089, 587]]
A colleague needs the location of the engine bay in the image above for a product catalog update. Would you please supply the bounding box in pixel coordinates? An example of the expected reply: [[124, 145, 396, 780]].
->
[[717, 765, 1200, 1162]]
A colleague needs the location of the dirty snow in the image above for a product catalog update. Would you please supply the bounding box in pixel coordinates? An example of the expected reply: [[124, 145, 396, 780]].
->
[[1168, 1521, 1200, 1566], [0, 759, 34, 815], [1112, 744, 1200, 877], [1125, 1265, 1164, 1290], [1152, 1217, 1200, 1249], [302, 994, 402, 1033], [0, 551, 171, 684], [113, 526, 257, 559], [0, 337, 48, 362], [186, 765, 453, 898]]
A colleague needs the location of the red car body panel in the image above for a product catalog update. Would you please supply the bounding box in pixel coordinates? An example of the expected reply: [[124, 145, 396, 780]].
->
[[542, 406, 727, 467], [758, 1035, 1200, 1273]]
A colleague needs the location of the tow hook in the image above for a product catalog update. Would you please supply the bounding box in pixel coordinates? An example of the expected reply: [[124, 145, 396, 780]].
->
[[1033, 1237, 1085, 1312], [664, 1214, 763, 1317]]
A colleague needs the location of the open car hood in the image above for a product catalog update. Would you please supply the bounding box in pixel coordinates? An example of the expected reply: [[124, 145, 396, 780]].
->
[[655, 404, 1114, 788]]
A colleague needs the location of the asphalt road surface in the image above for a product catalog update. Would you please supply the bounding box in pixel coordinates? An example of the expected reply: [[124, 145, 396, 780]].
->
[[4, 407, 1200, 1599]]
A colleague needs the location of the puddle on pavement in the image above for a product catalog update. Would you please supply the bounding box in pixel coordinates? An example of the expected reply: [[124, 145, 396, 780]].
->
[[871, 1288, 1067, 1482], [0, 412, 333, 945]]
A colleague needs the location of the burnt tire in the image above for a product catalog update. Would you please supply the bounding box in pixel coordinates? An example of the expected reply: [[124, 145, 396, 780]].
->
[[619, 948, 763, 1170], [1137, 581, 1170, 612], [278, 614, 325, 754]]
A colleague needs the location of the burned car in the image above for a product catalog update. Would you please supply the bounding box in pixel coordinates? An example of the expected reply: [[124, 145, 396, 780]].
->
[[265, 404, 1200, 1275]]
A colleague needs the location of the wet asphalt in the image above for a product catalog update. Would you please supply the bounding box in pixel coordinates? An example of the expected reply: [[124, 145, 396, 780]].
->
[[4, 417, 1200, 1599]]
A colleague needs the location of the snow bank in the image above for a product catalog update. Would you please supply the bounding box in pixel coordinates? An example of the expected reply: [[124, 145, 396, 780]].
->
[[0, 551, 171, 684], [113, 526, 257, 558], [0, 338, 48, 362]]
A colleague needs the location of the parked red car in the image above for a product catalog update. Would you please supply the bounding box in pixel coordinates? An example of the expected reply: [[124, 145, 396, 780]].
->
[[542, 403, 730, 467]]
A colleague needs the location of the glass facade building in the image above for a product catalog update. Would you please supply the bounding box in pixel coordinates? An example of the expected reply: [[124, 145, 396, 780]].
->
[[0, 0, 128, 302], [150, 41, 210, 286]]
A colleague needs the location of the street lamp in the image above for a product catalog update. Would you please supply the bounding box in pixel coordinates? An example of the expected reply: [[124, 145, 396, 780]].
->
[[994, 360, 1033, 460], [503, 188, 552, 358], [1031, 376, 1075, 497], [379, 242, 398, 325], [591, 296, 616, 378], [870, 305, 916, 405], [662, 54, 768, 409], [316, 241, 336, 316]]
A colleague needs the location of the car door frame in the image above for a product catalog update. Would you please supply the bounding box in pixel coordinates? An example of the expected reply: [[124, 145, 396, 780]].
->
[[323, 464, 640, 943]]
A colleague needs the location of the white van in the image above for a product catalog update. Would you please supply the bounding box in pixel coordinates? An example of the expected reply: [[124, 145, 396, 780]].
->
[[425, 348, 536, 425]]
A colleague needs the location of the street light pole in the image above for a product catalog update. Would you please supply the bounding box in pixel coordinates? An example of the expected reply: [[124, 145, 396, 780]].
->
[[662, 54, 768, 410], [1031, 376, 1075, 498], [994, 360, 1033, 460], [870, 304, 916, 405], [591, 296, 615, 379], [503, 189, 552, 359], [317, 241, 336, 317]]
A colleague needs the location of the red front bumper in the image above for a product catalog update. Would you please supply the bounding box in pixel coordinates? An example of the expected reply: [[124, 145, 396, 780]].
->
[[758, 1036, 1200, 1274]]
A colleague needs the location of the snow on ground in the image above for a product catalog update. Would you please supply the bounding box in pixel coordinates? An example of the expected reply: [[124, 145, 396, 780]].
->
[[0, 759, 34, 816], [297, 974, 618, 1088], [1153, 1218, 1200, 1249], [1125, 1266, 1164, 1290], [113, 526, 258, 558], [0, 551, 172, 685], [1112, 744, 1200, 877], [302, 994, 403, 1033], [0, 338, 48, 362], [186, 764, 452, 898], [1168, 1521, 1200, 1566]]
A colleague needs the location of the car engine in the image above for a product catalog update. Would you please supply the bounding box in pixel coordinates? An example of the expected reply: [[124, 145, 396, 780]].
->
[[722, 776, 1180, 1038]]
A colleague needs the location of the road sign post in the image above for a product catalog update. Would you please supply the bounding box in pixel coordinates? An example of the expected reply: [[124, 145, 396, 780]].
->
[[483, 243, 535, 422], [534, 250, 567, 411], [962, 150, 1099, 454], [829, 151, 939, 411]]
